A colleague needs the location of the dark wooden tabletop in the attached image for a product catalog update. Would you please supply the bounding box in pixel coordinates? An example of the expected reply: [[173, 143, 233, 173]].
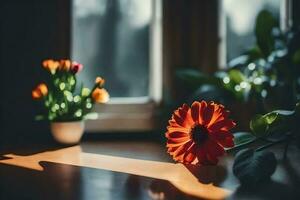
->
[[1, 140, 300, 200]]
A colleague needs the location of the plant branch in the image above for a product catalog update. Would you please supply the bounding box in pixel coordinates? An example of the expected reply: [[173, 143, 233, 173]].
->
[[255, 137, 288, 152], [226, 138, 258, 153]]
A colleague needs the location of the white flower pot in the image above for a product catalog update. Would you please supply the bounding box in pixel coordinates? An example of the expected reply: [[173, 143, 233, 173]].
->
[[50, 121, 85, 145]]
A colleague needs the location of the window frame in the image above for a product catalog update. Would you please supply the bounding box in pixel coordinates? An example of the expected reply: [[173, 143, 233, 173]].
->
[[71, 0, 163, 132], [219, 0, 293, 67]]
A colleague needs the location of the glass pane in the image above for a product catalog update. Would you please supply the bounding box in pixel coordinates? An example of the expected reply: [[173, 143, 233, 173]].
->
[[72, 0, 151, 97], [225, 0, 281, 62]]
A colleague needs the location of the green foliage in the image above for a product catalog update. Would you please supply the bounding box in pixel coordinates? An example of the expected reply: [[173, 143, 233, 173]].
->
[[234, 132, 256, 146], [33, 60, 107, 122], [177, 10, 300, 112], [255, 10, 277, 57], [233, 148, 277, 185], [292, 49, 300, 64], [175, 11, 300, 177], [43, 73, 94, 122], [176, 69, 222, 88], [250, 107, 296, 138]]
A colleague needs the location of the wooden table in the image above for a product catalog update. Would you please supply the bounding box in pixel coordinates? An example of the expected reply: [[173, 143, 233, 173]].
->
[[1, 140, 300, 200]]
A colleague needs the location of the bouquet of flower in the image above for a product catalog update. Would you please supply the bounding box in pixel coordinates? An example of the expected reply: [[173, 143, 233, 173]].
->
[[32, 59, 109, 122]]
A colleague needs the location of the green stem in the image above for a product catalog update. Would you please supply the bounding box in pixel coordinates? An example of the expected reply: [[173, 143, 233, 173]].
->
[[226, 138, 258, 153], [255, 137, 288, 152]]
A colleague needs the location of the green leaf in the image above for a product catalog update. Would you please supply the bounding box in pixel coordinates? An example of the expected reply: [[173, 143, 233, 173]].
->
[[247, 46, 264, 61], [263, 112, 278, 124], [234, 132, 256, 146], [233, 148, 277, 185], [250, 109, 294, 137], [176, 69, 221, 87], [81, 87, 91, 97], [292, 49, 300, 64], [255, 10, 277, 57], [250, 114, 269, 137], [228, 69, 246, 84]]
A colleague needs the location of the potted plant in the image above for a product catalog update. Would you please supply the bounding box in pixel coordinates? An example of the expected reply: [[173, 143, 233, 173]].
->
[[177, 10, 300, 130], [32, 59, 109, 144]]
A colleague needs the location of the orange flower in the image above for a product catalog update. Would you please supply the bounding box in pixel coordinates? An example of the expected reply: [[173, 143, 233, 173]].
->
[[92, 88, 109, 103], [60, 59, 71, 71], [166, 101, 235, 165], [42, 59, 59, 74], [32, 83, 48, 99], [95, 76, 105, 87]]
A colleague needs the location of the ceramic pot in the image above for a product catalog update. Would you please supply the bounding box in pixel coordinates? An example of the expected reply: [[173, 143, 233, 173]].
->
[[50, 121, 84, 145]]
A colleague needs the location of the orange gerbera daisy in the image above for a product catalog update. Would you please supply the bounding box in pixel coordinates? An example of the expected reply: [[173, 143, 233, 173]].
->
[[166, 101, 235, 165]]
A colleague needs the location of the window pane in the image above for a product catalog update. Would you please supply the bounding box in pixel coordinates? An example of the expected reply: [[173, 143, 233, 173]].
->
[[72, 0, 151, 97], [225, 0, 281, 61]]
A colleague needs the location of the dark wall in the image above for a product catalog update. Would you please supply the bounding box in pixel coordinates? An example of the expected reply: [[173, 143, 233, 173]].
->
[[0, 0, 70, 146], [163, 0, 220, 101], [293, 0, 300, 28]]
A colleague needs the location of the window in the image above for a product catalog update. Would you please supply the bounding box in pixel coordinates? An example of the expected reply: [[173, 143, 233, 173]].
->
[[221, 0, 285, 64], [71, 0, 162, 132]]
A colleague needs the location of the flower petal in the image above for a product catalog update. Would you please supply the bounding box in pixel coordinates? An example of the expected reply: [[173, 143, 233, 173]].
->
[[183, 143, 197, 163], [167, 135, 190, 144], [195, 146, 209, 165], [209, 119, 236, 132], [199, 101, 207, 125], [191, 101, 201, 123], [207, 105, 228, 127], [201, 102, 215, 126], [210, 130, 234, 148], [205, 140, 225, 164], [167, 126, 190, 134], [165, 131, 189, 138], [172, 140, 193, 162]]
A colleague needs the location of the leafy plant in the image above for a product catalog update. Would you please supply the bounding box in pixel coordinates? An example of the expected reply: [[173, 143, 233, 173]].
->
[[233, 148, 277, 185], [230, 101, 300, 185], [177, 10, 300, 112], [32, 59, 109, 122]]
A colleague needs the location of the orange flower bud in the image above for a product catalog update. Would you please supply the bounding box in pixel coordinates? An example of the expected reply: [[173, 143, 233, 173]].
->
[[32, 90, 42, 99], [60, 59, 71, 71], [42, 59, 52, 68], [38, 83, 48, 96], [32, 83, 48, 99], [95, 77, 105, 87], [42, 59, 59, 74], [92, 88, 109, 103]]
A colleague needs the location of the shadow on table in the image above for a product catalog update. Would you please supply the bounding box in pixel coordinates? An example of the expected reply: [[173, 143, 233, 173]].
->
[[0, 161, 82, 200], [0, 143, 75, 158], [0, 160, 156, 200], [184, 163, 227, 185]]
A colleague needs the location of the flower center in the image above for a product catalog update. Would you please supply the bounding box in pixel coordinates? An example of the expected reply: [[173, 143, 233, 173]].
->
[[191, 124, 209, 144]]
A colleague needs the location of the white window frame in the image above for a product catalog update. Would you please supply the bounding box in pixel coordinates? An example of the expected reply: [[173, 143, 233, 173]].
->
[[71, 0, 163, 132], [218, 0, 293, 68]]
